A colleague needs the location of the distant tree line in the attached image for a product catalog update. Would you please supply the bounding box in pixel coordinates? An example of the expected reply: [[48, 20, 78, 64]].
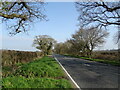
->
[[54, 27, 109, 57], [33, 28, 109, 57]]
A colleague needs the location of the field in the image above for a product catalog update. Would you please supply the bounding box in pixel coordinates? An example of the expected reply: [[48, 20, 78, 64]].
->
[[93, 50, 119, 61], [64, 50, 120, 66], [1, 50, 72, 88]]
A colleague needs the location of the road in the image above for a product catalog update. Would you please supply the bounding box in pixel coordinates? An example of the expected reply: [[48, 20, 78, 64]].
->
[[54, 54, 119, 90]]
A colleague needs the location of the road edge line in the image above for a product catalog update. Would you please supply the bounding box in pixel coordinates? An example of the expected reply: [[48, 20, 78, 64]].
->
[[54, 57, 81, 90]]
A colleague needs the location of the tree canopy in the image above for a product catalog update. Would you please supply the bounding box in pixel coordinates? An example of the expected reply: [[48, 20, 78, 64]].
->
[[33, 35, 56, 56]]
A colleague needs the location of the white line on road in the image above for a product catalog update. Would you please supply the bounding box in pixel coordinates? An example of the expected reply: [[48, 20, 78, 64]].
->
[[54, 57, 81, 90]]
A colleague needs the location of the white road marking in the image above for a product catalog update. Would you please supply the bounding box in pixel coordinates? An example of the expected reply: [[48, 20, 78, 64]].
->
[[54, 57, 81, 90]]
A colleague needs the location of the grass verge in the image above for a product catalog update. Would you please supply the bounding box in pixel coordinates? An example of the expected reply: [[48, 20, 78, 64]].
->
[[64, 54, 120, 66], [2, 56, 72, 88]]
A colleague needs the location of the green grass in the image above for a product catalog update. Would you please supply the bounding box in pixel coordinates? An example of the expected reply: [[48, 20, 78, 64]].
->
[[2, 76, 71, 88], [14, 57, 65, 78], [2, 56, 72, 88], [64, 54, 120, 66]]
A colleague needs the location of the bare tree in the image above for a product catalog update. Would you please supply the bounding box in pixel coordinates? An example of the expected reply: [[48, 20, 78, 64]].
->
[[0, 2, 46, 34], [54, 43, 64, 54], [33, 35, 56, 56], [68, 38, 85, 56], [70, 27, 109, 57], [75, 2, 120, 28], [113, 30, 120, 44], [54, 42, 72, 55]]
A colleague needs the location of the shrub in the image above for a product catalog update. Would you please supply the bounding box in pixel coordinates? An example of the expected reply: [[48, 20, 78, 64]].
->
[[1, 50, 42, 66]]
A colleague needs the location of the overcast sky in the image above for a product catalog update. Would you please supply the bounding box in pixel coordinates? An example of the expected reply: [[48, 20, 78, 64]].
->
[[0, 2, 118, 51]]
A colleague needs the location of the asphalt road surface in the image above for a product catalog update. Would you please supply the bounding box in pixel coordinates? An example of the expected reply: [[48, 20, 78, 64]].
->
[[54, 54, 119, 90]]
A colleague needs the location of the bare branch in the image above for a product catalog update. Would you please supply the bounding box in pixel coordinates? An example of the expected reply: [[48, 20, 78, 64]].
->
[[1, 2, 46, 35], [76, 2, 120, 28]]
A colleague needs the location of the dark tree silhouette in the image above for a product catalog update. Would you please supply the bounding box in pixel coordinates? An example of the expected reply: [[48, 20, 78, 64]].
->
[[76, 2, 120, 28], [0, 2, 46, 34]]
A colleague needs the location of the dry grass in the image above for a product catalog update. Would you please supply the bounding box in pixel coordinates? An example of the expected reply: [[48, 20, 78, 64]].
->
[[92, 50, 119, 61]]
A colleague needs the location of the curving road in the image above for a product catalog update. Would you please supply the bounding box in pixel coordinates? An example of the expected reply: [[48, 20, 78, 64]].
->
[[54, 54, 119, 90]]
